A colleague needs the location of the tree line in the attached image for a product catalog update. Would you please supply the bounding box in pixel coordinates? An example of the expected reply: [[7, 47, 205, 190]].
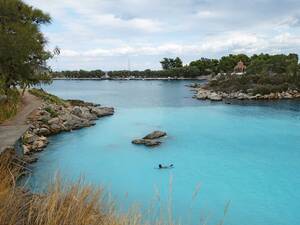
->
[[52, 53, 300, 79], [190, 53, 299, 76]]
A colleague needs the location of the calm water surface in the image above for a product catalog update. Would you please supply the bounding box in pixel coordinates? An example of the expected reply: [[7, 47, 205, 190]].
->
[[28, 80, 300, 225]]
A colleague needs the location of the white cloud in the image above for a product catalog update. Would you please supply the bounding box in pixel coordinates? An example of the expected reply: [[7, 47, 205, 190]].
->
[[195, 10, 217, 18], [25, 0, 300, 70], [57, 32, 300, 60]]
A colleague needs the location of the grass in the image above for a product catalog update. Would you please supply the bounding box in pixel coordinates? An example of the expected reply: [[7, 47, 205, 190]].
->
[[0, 88, 21, 124], [28, 88, 67, 106]]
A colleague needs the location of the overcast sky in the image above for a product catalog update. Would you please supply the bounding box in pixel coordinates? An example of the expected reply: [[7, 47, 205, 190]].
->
[[25, 0, 300, 71]]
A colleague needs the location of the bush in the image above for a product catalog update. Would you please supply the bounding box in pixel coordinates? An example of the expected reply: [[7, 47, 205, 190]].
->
[[44, 106, 58, 118]]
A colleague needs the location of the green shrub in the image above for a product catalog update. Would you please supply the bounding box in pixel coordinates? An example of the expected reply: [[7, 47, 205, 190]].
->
[[29, 88, 66, 106], [0, 88, 21, 123], [44, 106, 58, 118]]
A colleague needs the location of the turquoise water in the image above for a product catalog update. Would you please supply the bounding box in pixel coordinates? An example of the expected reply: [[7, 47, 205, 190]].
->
[[29, 80, 300, 225]]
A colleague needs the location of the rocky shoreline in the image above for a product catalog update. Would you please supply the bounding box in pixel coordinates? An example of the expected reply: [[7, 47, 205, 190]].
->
[[21, 93, 114, 162], [193, 86, 300, 101]]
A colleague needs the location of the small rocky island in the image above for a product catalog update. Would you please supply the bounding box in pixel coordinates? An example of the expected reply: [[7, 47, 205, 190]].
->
[[22, 89, 114, 161], [189, 54, 300, 101], [132, 131, 167, 147], [194, 85, 300, 101]]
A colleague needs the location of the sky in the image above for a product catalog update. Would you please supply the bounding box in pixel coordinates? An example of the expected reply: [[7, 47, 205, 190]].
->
[[25, 0, 300, 71]]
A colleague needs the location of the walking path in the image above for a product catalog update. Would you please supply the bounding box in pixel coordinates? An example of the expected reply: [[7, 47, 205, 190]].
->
[[0, 92, 42, 153]]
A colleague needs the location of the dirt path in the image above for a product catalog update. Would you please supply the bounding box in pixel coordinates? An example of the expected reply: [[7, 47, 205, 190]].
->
[[0, 92, 42, 153]]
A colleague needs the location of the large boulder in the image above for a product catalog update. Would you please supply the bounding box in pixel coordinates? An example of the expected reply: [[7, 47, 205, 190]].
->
[[63, 114, 95, 130], [48, 117, 60, 125], [50, 123, 62, 133], [80, 107, 98, 120], [71, 106, 83, 117], [143, 131, 167, 139], [37, 127, 51, 136], [31, 140, 48, 152], [91, 107, 114, 117]]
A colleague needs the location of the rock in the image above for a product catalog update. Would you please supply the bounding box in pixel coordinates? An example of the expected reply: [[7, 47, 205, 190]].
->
[[283, 92, 292, 99], [209, 93, 222, 101], [237, 93, 250, 100], [23, 155, 38, 164], [143, 131, 167, 140], [71, 106, 83, 117], [59, 113, 72, 122], [197, 92, 208, 100], [144, 139, 161, 147], [132, 139, 161, 147], [23, 145, 30, 155], [91, 107, 114, 117], [48, 117, 60, 125], [132, 139, 146, 145], [32, 140, 48, 151], [38, 110, 51, 122], [38, 136, 48, 142], [80, 107, 98, 120], [50, 124, 62, 133], [37, 127, 51, 136]]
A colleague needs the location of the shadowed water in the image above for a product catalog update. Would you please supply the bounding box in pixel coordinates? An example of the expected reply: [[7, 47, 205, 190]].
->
[[28, 80, 300, 225]]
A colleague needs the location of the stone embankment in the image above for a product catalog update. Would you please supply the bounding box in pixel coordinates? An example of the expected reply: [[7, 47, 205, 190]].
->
[[22, 101, 114, 158], [195, 87, 300, 101]]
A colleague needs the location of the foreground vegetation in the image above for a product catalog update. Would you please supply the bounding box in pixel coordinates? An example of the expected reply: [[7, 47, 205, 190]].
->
[[0, 88, 21, 123]]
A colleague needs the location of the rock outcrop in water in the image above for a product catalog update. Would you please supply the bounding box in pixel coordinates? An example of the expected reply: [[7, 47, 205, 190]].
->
[[194, 86, 300, 102], [22, 96, 114, 160], [132, 131, 167, 147]]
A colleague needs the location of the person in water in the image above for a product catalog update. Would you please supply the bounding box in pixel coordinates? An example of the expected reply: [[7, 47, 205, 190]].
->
[[158, 164, 174, 169]]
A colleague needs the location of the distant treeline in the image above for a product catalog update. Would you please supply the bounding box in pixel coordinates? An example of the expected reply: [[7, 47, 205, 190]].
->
[[51, 53, 300, 79], [52, 70, 105, 78]]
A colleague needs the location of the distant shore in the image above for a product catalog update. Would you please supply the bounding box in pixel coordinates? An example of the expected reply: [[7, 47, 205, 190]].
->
[[52, 75, 211, 81]]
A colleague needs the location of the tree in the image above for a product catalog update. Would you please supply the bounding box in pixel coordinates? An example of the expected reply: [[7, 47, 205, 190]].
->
[[247, 53, 299, 76], [219, 54, 250, 73], [0, 0, 53, 94], [190, 58, 219, 75], [160, 57, 183, 70]]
